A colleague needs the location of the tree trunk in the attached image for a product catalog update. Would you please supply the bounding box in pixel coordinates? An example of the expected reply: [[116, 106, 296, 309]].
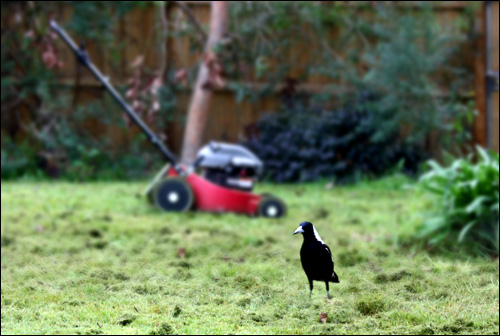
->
[[180, 1, 229, 166]]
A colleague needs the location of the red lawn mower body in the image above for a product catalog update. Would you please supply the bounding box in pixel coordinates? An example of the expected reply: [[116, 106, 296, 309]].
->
[[168, 168, 262, 215], [148, 163, 286, 218], [147, 143, 286, 218]]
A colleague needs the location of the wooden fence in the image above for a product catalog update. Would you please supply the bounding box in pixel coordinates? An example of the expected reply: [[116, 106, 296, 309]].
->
[[488, 1, 499, 152], [3, 1, 499, 154]]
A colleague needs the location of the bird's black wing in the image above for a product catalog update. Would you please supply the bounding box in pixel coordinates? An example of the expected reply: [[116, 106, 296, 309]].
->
[[324, 244, 333, 260], [322, 243, 335, 270], [324, 244, 340, 283], [301, 241, 334, 281]]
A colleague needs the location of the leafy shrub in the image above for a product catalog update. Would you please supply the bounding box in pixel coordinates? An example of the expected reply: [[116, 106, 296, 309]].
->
[[1, 98, 165, 181], [1, 2, 172, 181], [225, 1, 476, 155], [1, 138, 43, 180], [419, 147, 499, 255], [244, 95, 425, 184]]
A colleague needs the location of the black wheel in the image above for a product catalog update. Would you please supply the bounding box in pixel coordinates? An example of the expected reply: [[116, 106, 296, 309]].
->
[[152, 178, 194, 213], [258, 196, 286, 218]]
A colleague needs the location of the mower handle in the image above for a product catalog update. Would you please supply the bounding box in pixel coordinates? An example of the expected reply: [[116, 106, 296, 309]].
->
[[50, 20, 185, 176]]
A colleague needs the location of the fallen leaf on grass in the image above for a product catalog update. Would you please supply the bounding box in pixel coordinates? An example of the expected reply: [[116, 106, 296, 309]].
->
[[178, 248, 186, 259], [319, 312, 328, 324]]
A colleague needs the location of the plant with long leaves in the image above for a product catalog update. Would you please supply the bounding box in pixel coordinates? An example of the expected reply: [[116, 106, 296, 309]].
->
[[419, 147, 499, 255]]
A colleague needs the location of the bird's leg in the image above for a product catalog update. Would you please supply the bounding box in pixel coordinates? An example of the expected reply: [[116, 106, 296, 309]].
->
[[325, 281, 331, 299], [309, 279, 314, 299]]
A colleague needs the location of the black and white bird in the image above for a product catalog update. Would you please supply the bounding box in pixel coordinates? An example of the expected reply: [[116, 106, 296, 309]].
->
[[293, 221, 340, 299]]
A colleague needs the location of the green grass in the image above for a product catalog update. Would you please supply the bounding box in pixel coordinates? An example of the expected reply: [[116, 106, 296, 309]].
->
[[1, 178, 499, 335]]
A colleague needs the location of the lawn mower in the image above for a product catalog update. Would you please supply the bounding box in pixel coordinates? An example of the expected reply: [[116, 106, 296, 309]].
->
[[50, 21, 286, 218]]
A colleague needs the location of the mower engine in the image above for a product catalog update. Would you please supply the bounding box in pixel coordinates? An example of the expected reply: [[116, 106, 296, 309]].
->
[[196, 142, 263, 192]]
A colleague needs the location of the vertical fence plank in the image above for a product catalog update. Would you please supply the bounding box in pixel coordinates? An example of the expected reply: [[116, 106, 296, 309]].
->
[[491, 1, 499, 72], [493, 92, 499, 152], [474, 2, 488, 148], [490, 1, 499, 152]]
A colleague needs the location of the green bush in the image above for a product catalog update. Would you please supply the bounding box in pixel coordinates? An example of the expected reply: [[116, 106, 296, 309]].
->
[[419, 147, 499, 255], [244, 95, 425, 184], [1, 138, 43, 180], [224, 1, 476, 155]]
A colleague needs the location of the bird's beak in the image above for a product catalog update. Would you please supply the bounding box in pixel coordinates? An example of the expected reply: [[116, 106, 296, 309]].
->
[[293, 226, 304, 235]]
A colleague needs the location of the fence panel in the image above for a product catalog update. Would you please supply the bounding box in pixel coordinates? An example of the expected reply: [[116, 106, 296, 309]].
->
[[489, 1, 499, 152], [1, 2, 492, 154]]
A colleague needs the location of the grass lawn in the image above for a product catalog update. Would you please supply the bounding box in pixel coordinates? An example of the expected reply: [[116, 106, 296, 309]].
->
[[1, 178, 499, 335]]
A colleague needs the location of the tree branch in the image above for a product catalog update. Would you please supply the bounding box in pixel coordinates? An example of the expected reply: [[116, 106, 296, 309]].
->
[[158, 1, 170, 80], [173, 1, 207, 44], [180, 1, 229, 165]]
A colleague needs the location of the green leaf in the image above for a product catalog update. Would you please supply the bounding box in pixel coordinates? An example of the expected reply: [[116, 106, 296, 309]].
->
[[458, 221, 476, 243], [427, 160, 444, 173], [419, 216, 447, 237], [423, 183, 446, 195], [493, 195, 500, 213], [476, 146, 492, 164], [466, 196, 490, 214], [491, 151, 499, 163], [429, 231, 449, 245]]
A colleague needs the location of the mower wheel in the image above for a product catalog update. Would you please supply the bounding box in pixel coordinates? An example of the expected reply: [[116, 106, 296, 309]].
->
[[152, 178, 194, 213], [258, 196, 286, 218]]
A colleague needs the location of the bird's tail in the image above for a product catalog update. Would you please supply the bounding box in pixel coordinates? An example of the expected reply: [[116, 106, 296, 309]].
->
[[330, 271, 340, 283]]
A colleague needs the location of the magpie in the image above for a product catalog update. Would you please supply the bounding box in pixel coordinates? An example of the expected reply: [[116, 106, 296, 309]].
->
[[293, 221, 340, 299]]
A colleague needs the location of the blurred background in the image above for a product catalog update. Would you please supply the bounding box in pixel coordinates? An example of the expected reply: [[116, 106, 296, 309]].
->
[[1, 1, 498, 182], [1, 3, 499, 334]]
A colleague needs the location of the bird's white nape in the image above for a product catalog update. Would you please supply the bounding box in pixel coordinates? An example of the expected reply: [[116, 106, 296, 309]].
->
[[312, 226, 325, 244]]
